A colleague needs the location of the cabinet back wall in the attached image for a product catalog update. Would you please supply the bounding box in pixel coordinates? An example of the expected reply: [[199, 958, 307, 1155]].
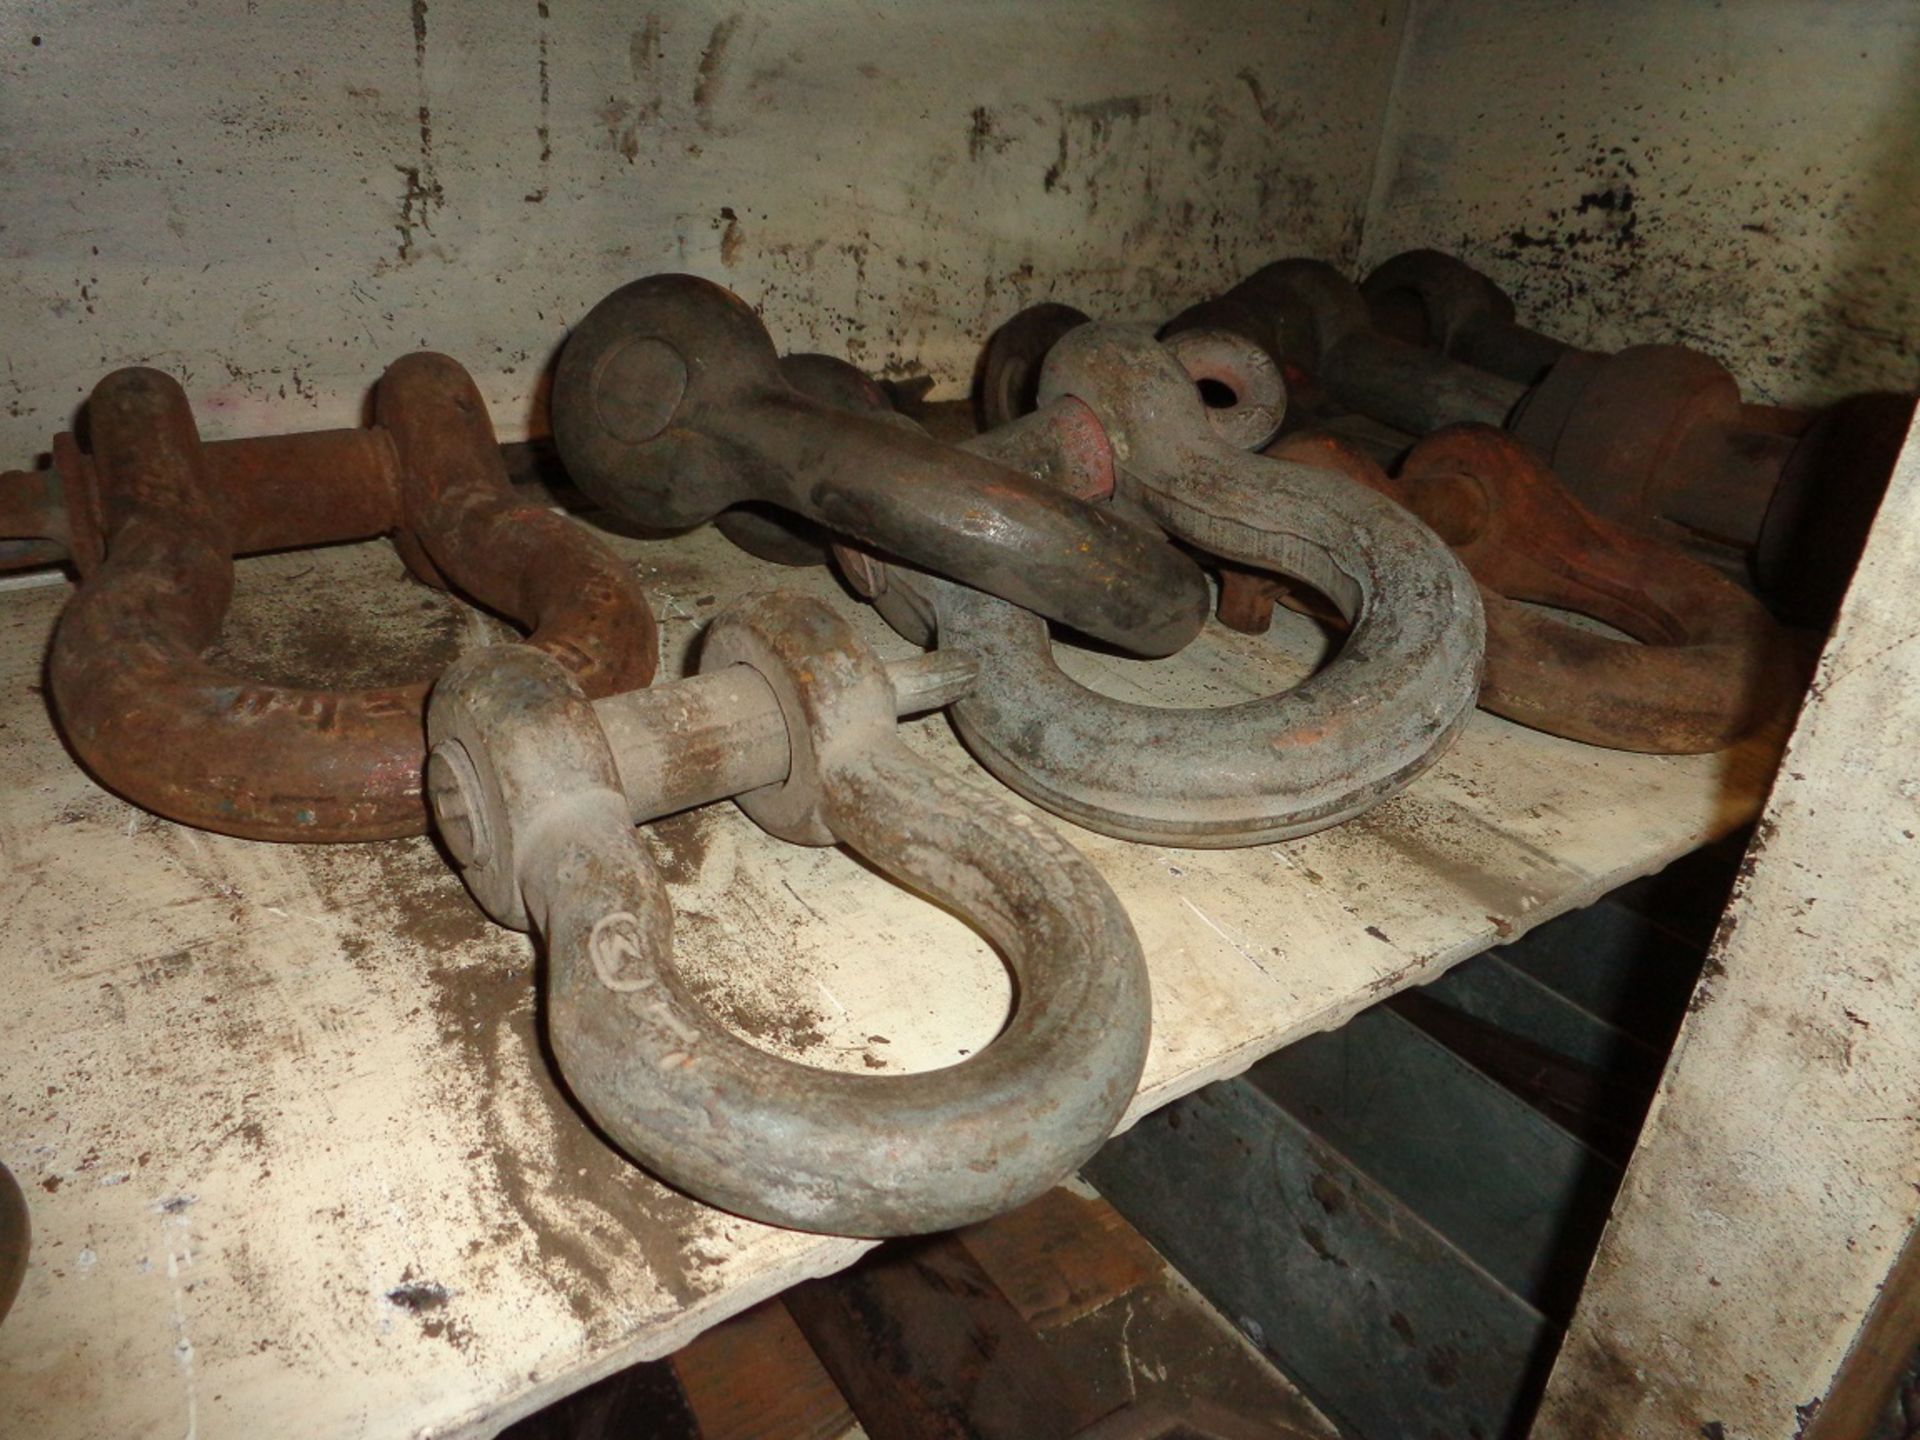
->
[[0, 0, 1402, 451]]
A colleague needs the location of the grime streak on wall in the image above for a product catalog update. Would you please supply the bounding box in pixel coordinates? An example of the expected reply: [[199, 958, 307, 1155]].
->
[[1362, 0, 1920, 408], [0, 0, 1404, 456]]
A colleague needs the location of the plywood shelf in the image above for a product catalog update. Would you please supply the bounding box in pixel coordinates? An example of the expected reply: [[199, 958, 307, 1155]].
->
[[0, 525, 1777, 1438]]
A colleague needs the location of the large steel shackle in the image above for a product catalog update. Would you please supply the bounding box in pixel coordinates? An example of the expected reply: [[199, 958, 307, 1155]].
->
[[27, 356, 656, 841], [549, 273, 1209, 658], [426, 593, 1152, 1236], [869, 325, 1486, 847]]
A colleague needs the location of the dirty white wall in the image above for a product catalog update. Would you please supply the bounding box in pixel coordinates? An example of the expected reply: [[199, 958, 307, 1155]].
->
[[1361, 0, 1920, 407], [0, 0, 1404, 457]]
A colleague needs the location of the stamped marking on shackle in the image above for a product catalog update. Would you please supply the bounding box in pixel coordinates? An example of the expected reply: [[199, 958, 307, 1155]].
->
[[589, 911, 655, 992]]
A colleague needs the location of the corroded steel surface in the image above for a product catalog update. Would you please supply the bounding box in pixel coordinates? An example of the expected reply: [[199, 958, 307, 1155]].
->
[[1212, 432, 1386, 635], [1509, 342, 1798, 548], [710, 350, 900, 568], [1361, 248, 1570, 385], [27, 358, 656, 842], [1510, 343, 1915, 630], [1361, 250, 1913, 625], [875, 326, 1485, 848], [1162, 259, 1528, 436], [551, 274, 1208, 658], [976, 301, 1092, 431], [980, 262, 1525, 441], [982, 256, 1909, 631], [1392, 426, 1792, 752], [1222, 425, 1791, 753], [427, 592, 1150, 1237]]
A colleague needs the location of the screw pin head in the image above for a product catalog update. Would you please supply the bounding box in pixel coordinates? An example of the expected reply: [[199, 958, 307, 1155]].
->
[[427, 741, 492, 869]]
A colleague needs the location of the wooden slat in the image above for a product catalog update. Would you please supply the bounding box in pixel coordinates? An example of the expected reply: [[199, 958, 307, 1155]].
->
[[786, 1234, 1105, 1440], [673, 1299, 853, 1440], [958, 1187, 1162, 1332]]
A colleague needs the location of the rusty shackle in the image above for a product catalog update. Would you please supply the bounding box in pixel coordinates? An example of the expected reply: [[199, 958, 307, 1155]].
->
[[1164, 253, 1788, 544], [1506, 343, 1917, 632], [1362, 248, 1916, 623], [976, 263, 1526, 441], [1366, 246, 1853, 550], [1394, 426, 1793, 751], [427, 592, 1151, 1236], [1220, 426, 1791, 753], [1507, 343, 1802, 549], [8, 356, 657, 841], [996, 256, 1913, 627], [1361, 248, 1569, 385], [549, 274, 1209, 658]]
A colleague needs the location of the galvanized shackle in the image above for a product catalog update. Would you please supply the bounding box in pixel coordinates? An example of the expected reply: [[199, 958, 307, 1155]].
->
[[550, 273, 1208, 658], [871, 325, 1485, 847], [976, 302, 1288, 445], [425, 592, 1152, 1236], [23, 356, 656, 842]]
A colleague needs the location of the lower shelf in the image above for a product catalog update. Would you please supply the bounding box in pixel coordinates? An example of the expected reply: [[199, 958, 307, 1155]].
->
[[1086, 848, 1739, 1440], [504, 1186, 1333, 1440]]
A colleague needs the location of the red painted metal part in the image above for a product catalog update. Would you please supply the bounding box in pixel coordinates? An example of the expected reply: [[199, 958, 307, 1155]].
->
[[1508, 343, 1802, 550], [1393, 425, 1792, 752], [1359, 251, 1912, 625], [1219, 426, 1793, 753], [33, 356, 656, 842]]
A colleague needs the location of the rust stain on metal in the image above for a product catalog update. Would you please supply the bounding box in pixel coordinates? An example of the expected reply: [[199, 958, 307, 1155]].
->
[[6, 355, 657, 842], [1396, 425, 1797, 753], [1365, 250, 1913, 625], [1222, 426, 1795, 753]]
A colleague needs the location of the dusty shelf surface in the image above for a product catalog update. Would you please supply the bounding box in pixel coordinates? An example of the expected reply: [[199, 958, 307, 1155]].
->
[[0, 525, 1778, 1439]]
